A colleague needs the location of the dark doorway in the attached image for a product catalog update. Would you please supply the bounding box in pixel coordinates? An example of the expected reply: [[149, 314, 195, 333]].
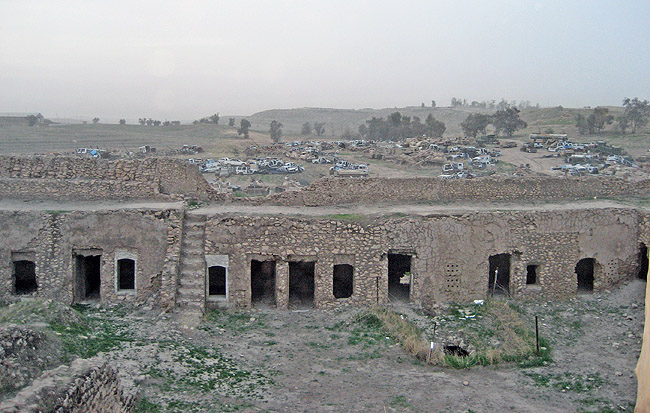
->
[[75, 254, 101, 300], [488, 253, 511, 295], [289, 261, 315, 307], [388, 253, 411, 301], [117, 259, 135, 290], [576, 258, 595, 292], [526, 265, 538, 285], [638, 244, 648, 281], [251, 260, 276, 306], [333, 264, 353, 299], [208, 266, 227, 296], [13, 260, 37, 294]]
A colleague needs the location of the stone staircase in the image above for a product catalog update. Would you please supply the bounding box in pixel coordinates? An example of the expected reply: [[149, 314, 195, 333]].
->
[[176, 213, 206, 317]]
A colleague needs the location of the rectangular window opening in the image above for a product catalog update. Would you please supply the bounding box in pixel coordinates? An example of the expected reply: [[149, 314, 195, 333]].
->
[[117, 258, 136, 291], [208, 266, 227, 296], [13, 260, 37, 294], [333, 264, 353, 299], [526, 265, 538, 285]]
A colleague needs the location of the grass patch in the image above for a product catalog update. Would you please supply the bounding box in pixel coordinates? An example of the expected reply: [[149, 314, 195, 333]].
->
[[356, 302, 551, 369], [202, 310, 266, 335], [325, 213, 365, 221], [524, 371, 606, 394]]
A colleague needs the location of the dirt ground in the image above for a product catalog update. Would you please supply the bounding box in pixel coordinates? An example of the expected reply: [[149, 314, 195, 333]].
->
[[71, 278, 645, 412]]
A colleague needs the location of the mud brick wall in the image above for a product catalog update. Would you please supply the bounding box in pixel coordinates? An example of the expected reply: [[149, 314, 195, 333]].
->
[[0, 156, 217, 200], [0, 358, 134, 412], [256, 176, 650, 206], [0, 208, 183, 307]]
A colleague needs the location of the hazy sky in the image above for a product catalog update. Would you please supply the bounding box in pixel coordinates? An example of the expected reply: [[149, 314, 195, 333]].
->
[[1, 0, 649, 120]]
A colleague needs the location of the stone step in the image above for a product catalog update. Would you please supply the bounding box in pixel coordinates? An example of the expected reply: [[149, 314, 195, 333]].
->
[[180, 256, 205, 266], [178, 286, 203, 298], [178, 277, 204, 289], [185, 214, 206, 223]]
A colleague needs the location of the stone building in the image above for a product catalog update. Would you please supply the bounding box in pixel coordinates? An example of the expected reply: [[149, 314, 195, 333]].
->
[[0, 156, 648, 312]]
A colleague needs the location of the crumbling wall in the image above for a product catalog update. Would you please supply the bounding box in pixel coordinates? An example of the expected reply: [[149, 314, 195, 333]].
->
[[254, 176, 650, 206], [0, 208, 183, 307], [0, 156, 218, 200], [202, 207, 643, 309], [0, 357, 134, 412]]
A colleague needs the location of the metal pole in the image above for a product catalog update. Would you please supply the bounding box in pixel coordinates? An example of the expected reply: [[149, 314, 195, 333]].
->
[[535, 315, 540, 354]]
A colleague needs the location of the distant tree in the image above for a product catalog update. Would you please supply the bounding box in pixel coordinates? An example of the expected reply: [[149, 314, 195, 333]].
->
[[590, 107, 614, 133], [146, 118, 154, 126], [411, 116, 426, 136], [171, 121, 181, 126], [622, 97, 650, 132], [431, 100, 436, 108], [92, 117, 100, 124], [491, 107, 527, 137], [269, 120, 283, 143], [617, 115, 630, 134], [496, 99, 511, 111], [340, 127, 357, 140], [425, 114, 446, 137], [575, 114, 591, 135], [358, 123, 368, 138], [119, 119, 126, 125], [313, 122, 326, 136], [451, 97, 463, 107], [460, 113, 490, 138], [301, 122, 312, 136], [421, 102, 425, 108], [228, 118, 236, 127], [209, 113, 220, 125], [138, 118, 146, 125], [389, 111, 402, 127], [237, 119, 251, 139], [153, 120, 161, 126], [26, 115, 39, 127], [163, 120, 171, 126]]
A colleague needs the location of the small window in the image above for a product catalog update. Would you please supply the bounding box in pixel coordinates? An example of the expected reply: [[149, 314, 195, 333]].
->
[[333, 264, 353, 299], [526, 265, 538, 285], [208, 266, 226, 296], [117, 258, 135, 291], [14, 260, 37, 294]]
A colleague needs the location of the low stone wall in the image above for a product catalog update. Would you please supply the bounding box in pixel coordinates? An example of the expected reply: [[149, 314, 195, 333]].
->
[[0, 156, 217, 201], [254, 176, 650, 206], [0, 358, 134, 412]]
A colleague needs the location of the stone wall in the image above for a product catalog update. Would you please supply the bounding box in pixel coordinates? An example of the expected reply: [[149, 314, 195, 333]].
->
[[0, 206, 645, 311], [201, 207, 644, 310], [0, 208, 183, 307], [253, 176, 650, 206], [0, 156, 217, 201], [0, 357, 134, 412]]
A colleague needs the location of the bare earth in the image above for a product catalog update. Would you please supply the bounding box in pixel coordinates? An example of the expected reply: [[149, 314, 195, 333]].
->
[[98, 279, 645, 412]]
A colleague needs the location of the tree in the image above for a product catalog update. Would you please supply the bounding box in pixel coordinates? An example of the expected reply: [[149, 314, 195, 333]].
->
[[269, 120, 283, 143], [313, 122, 325, 136], [431, 100, 436, 108], [138, 118, 146, 125], [460, 113, 490, 138], [301, 122, 312, 136], [228, 118, 236, 127], [590, 107, 613, 133], [237, 119, 251, 139], [575, 114, 591, 135], [119, 119, 126, 125], [425, 114, 446, 137], [491, 107, 527, 137], [358, 123, 368, 138], [209, 113, 220, 125], [622, 97, 650, 132], [92, 117, 100, 124], [617, 115, 630, 134]]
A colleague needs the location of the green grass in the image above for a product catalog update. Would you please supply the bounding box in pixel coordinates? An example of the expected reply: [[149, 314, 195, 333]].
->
[[324, 213, 365, 221], [203, 310, 267, 334]]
